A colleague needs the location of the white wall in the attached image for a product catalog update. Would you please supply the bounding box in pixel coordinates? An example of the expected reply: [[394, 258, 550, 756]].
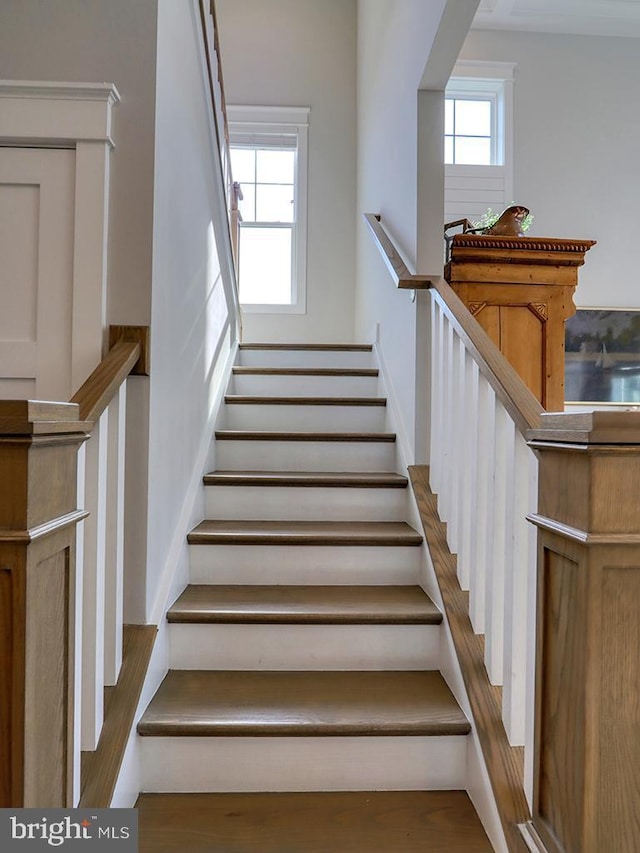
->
[[0, 0, 157, 325], [146, 0, 236, 621], [356, 0, 477, 459], [458, 28, 640, 309], [215, 0, 357, 343]]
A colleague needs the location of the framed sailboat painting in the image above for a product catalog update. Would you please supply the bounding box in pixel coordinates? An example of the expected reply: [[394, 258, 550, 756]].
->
[[565, 308, 640, 404]]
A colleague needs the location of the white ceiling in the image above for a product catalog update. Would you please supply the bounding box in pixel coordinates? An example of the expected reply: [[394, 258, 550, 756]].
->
[[473, 0, 640, 37]]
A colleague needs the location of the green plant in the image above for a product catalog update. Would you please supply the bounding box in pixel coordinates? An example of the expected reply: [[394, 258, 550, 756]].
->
[[472, 204, 534, 233]]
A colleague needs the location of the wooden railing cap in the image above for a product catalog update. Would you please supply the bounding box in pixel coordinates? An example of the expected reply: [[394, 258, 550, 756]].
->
[[527, 410, 640, 445], [0, 400, 87, 436]]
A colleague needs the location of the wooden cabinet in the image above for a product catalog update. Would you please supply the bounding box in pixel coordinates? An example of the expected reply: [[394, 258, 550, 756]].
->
[[445, 235, 595, 411]]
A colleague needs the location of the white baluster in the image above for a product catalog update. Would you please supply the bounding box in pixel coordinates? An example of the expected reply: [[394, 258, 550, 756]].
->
[[81, 410, 108, 750], [524, 448, 539, 808], [458, 353, 479, 590], [485, 402, 515, 685], [447, 333, 465, 557], [104, 382, 126, 686], [470, 377, 495, 635], [429, 298, 445, 493], [439, 318, 455, 527]]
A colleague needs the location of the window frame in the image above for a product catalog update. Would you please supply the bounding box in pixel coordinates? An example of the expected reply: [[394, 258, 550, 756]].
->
[[228, 105, 309, 315]]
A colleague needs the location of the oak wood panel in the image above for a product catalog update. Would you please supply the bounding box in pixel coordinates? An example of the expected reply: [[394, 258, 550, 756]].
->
[[433, 281, 543, 435], [80, 624, 157, 808], [501, 306, 544, 403], [224, 396, 386, 406], [70, 340, 140, 424], [238, 343, 373, 352], [215, 430, 397, 442], [135, 790, 493, 853], [187, 520, 423, 547], [137, 670, 470, 737], [203, 471, 408, 488], [598, 567, 640, 851], [408, 466, 531, 853], [23, 543, 70, 807], [167, 585, 442, 625], [536, 549, 585, 853], [232, 367, 379, 377], [0, 560, 19, 806], [363, 214, 433, 290]]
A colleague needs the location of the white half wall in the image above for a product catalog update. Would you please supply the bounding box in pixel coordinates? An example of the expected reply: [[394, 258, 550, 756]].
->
[[146, 0, 236, 621], [215, 0, 357, 343], [458, 28, 640, 309], [356, 0, 478, 461]]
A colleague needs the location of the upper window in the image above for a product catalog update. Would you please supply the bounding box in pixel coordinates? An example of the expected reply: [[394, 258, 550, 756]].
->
[[228, 106, 309, 314], [445, 96, 495, 165], [444, 62, 515, 228]]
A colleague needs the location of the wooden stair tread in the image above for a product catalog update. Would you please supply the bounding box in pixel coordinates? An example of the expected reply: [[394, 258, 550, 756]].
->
[[135, 791, 493, 852], [203, 470, 408, 488], [233, 366, 379, 376], [137, 670, 470, 737], [225, 395, 386, 406], [239, 343, 372, 352], [215, 430, 396, 442], [187, 520, 423, 546], [167, 585, 442, 625]]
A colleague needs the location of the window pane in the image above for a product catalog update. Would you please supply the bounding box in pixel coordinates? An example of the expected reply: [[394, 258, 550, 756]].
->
[[455, 136, 491, 165], [445, 99, 454, 135], [444, 136, 454, 164], [256, 184, 295, 223], [238, 226, 293, 305], [230, 148, 255, 183], [454, 99, 491, 137], [257, 149, 295, 184], [237, 184, 256, 222]]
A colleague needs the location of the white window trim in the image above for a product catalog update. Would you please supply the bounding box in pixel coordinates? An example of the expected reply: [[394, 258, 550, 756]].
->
[[228, 105, 309, 314], [446, 61, 515, 202]]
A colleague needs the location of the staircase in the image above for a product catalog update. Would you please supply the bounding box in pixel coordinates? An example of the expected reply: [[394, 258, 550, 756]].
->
[[135, 344, 493, 852]]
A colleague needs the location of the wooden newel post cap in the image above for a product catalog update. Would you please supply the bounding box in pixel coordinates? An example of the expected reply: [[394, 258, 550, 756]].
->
[[0, 400, 88, 436], [526, 410, 640, 446]]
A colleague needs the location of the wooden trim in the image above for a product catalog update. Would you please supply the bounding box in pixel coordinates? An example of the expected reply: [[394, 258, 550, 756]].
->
[[0, 401, 83, 436], [214, 430, 397, 443], [519, 821, 551, 852], [108, 325, 150, 376], [408, 465, 531, 852], [79, 624, 156, 808], [70, 341, 140, 425], [187, 519, 423, 547], [0, 510, 89, 544], [363, 214, 433, 290], [224, 396, 386, 406], [238, 343, 373, 352], [433, 279, 544, 434], [232, 367, 379, 377]]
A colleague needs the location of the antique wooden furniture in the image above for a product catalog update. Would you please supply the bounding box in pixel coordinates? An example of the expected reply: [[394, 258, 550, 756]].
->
[[445, 234, 595, 411]]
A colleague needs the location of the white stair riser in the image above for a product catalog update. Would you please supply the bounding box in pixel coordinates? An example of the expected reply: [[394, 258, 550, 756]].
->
[[222, 404, 387, 432], [204, 485, 407, 521], [215, 440, 398, 472], [140, 735, 467, 792], [189, 544, 421, 584], [237, 350, 373, 369], [169, 624, 439, 670], [231, 374, 380, 397]]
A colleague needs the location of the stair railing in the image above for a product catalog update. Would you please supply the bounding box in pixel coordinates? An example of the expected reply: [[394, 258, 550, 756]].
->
[[366, 211, 640, 853], [0, 327, 148, 808], [69, 328, 148, 769], [199, 0, 242, 315]]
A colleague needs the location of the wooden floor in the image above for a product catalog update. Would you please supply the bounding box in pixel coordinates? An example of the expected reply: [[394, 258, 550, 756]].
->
[[135, 791, 494, 852]]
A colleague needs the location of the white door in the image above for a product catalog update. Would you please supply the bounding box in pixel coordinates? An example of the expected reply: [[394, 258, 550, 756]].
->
[[0, 147, 75, 400]]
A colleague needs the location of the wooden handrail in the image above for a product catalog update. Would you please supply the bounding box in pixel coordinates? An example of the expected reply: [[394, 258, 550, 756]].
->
[[433, 280, 543, 435], [363, 214, 433, 290], [71, 341, 140, 425], [364, 212, 543, 435]]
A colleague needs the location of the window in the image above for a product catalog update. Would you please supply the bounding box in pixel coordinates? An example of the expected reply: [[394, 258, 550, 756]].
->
[[445, 96, 495, 165], [444, 62, 515, 227], [227, 106, 309, 313]]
